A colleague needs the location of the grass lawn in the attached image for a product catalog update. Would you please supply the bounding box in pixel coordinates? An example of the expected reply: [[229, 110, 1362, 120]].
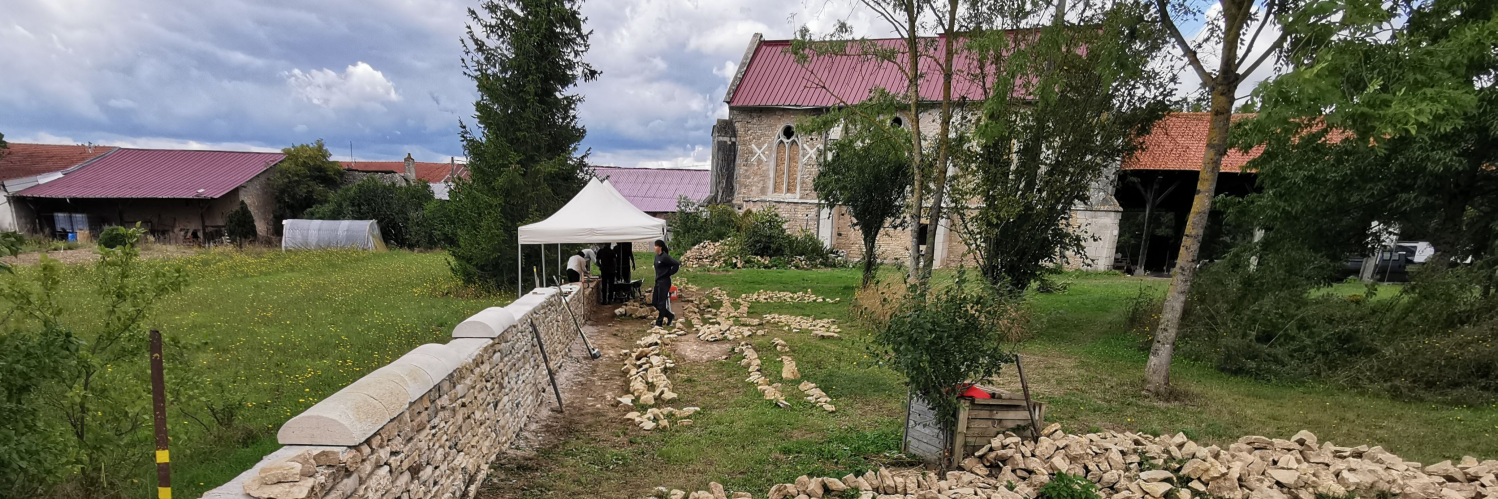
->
[[15, 249, 501, 499], [485, 264, 1495, 498]]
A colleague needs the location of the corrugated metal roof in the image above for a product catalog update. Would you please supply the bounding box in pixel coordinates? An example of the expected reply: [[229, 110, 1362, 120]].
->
[[728, 36, 1000, 108], [339, 161, 466, 184], [0, 143, 117, 182], [15, 148, 283, 199], [590, 166, 710, 213], [1122, 113, 1261, 173]]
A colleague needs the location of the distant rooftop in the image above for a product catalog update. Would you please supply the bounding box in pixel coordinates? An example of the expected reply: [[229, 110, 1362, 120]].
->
[[1122, 113, 1262, 173], [590, 166, 709, 213], [0, 143, 117, 183], [16, 148, 284, 199]]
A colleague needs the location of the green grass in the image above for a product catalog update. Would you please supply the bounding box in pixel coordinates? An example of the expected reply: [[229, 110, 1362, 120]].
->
[[492, 265, 1495, 497], [15, 249, 501, 498]]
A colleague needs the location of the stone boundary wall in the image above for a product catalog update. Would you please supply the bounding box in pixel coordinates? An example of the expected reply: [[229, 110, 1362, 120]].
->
[[205, 280, 596, 499]]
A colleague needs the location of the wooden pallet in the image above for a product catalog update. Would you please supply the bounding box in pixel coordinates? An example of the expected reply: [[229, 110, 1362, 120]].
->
[[951, 396, 1045, 468]]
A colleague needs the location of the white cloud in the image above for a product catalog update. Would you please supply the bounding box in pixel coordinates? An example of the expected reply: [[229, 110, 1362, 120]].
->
[[285, 62, 401, 111]]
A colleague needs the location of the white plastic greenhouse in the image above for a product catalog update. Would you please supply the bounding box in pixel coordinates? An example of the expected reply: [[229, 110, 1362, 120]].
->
[[281, 219, 388, 251]]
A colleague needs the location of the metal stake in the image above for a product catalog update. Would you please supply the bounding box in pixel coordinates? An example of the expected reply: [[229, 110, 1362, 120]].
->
[[529, 319, 564, 413], [551, 276, 601, 359], [1014, 354, 1042, 441], [149, 330, 171, 499]]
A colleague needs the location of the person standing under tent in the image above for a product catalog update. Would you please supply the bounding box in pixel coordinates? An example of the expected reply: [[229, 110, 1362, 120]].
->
[[597, 243, 617, 304], [617, 242, 635, 283], [651, 240, 679, 327], [566, 251, 588, 283], [582, 246, 598, 272]]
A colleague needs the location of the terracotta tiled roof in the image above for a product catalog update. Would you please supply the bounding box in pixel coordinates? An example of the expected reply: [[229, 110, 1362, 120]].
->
[[0, 143, 117, 182], [340, 161, 466, 184], [590, 166, 710, 213], [15, 149, 283, 199], [1122, 113, 1262, 173], [728, 35, 1016, 108]]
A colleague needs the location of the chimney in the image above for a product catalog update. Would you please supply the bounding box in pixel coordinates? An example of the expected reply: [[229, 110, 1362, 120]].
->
[[403, 153, 416, 182]]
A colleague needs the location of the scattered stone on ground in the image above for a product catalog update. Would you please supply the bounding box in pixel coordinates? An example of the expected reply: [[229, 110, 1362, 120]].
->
[[654, 428, 1496, 499], [772, 337, 790, 352], [796, 380, 836, 412], [735, 342, 789, 408], [616, 329, 696, 430], [779, 355, 800, 380], [738, 289, 839, 304], [762, 313, 843, 339]]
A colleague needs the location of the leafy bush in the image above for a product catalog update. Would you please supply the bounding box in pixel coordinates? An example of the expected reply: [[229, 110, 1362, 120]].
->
[[305, 178, 437, 248], [270, 140, 344, 226], [225, 200, 258, 245], [871, 273, 1028, 427], [98, 225, 132, 249], [669, 198, 742, 252], [1038, 472, 1102, 499]]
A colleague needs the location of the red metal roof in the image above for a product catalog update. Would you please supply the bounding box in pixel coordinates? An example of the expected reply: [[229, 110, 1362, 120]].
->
[[339, 160, 466, 184], [1122, 113, 1262, 173], [590, 166, 710, 213], [728, 35, 1002, 108], [0, 143, 117, 182], [15, 148, 283, 199]]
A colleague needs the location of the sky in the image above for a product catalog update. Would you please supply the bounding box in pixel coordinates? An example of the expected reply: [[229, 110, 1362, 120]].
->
[[0, 0, 1275, 168]]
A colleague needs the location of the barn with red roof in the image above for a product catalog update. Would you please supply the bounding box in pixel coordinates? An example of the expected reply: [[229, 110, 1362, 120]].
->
[[12, 148, 284, 243], [0, 143, 117, 231]]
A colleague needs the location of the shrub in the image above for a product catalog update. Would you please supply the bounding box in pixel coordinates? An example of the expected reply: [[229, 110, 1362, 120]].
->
[[98, 225, 131, 249], [872, 273, 1027, 427], [669, 198, 741, 252], [225, 200, 258, 245], [305, 178, 437, 248], [671, 204, 840, 269]]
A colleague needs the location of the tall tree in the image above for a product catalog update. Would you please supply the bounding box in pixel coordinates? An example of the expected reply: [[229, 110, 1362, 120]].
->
[[813, 118, 913, 287], [1143, 0, 1366, 394], [1232, 0, 1498, 285], [269, 140, 344, 225], [792, 0, 965, 290], [954, 0, 1176, 294], [447, 0, 598, 289]]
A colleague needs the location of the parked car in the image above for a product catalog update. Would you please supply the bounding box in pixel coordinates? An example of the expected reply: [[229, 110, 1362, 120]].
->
[[1341, 249, 1411, 282]]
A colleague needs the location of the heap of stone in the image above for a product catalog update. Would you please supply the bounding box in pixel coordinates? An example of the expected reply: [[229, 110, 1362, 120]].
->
[[763, 314, 843, 339], [696, 322, 761, 342], [766, 469, 936, 499], [651, 482, 752, 499], [243, 448, 358, 499], [622, 406, 699, 431], [619, 333, 679, 411], [615, 299, 656, 319], [739, 289, 839, 304], [796, 380, 836, 413], [773, 337, 791, 352], [681, 241, 729, 268], [735, 342, 789, 408]]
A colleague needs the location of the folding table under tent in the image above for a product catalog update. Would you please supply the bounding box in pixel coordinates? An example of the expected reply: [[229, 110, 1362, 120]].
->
[[516, 178, 668, 295]]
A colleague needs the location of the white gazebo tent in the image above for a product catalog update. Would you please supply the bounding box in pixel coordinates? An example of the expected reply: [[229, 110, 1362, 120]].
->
[[516, 178, 667, 295]]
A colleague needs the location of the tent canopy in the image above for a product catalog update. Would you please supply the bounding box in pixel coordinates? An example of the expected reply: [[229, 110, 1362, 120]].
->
[[518, 178, 668, 244], [282, 219, 388, 251]]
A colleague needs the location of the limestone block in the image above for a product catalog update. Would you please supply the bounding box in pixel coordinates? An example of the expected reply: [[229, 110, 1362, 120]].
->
[[278, 392, 391, 446], [398, 344, 461, 383], [452, 307, 517, 339], [446, 338, 492, 363], [506, 288, 557, 322], [373, 364, 436, 402], [343, 372, 411, 420]]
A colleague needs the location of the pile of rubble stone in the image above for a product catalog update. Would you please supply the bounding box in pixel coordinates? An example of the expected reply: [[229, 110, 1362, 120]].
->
[[654, 425, 1496, 499], [796, 380, 835, 413], [618, 332, 677, 403], [623, 406, 699, 431], [614, 299, 657, 319], [735, 342, 789, 408], [739, 289, 839, 304], [762, 314, 843, 339], [696, 322, 761, 342], [681, 241, 730, 268], [772, 337, 790, 352]]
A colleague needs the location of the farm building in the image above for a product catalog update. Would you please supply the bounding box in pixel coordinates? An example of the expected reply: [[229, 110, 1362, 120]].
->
[[590, 166, 709, 218], [340, 154, 467, 199], [11, 148, 283, 243], [0, 143, 118, 232]]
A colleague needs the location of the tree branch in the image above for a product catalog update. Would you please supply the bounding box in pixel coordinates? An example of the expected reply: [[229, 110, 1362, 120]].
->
[[1154, 0, 1214, 84]]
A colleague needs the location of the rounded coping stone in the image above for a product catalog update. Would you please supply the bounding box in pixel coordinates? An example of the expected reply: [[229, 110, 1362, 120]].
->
[[402, 343, 463, 382], [278, 391, 390, 446], [372, 363, 436, 402], [342, 372, 410, 421], [506, 288, 557, 322], [452, 307, 517, 338], [447, 338, 492, 363]]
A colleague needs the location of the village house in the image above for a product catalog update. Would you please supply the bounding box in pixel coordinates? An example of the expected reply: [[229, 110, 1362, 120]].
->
[[339, 153, 467, 200], [11, 148, 283, 243]]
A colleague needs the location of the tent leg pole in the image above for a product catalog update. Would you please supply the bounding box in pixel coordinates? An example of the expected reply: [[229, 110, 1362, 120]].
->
[[517, 242, 522, 297], [541, 244, 546, 285]]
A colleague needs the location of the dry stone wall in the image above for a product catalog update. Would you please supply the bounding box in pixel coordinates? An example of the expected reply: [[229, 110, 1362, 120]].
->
[[204, 281, 595, 499]]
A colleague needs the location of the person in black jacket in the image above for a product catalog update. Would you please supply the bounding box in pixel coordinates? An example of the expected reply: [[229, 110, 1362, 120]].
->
[[597, 243, 616, 304], [651, 239, 679, 327]]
